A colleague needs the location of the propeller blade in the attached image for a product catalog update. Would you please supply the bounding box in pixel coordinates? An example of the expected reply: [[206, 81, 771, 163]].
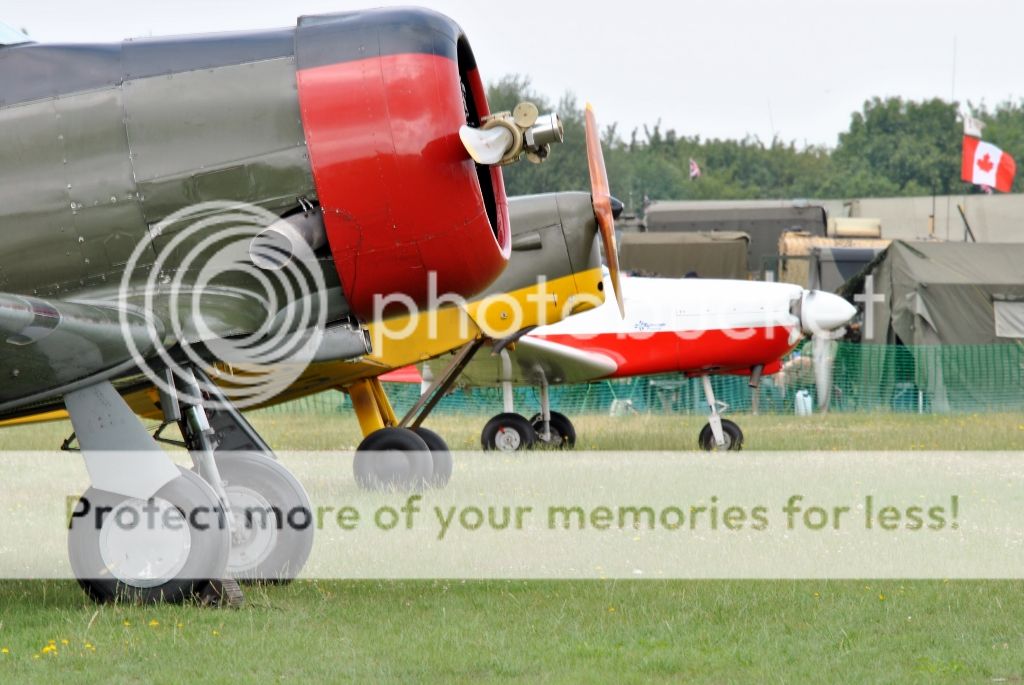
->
[[459, 124, 513, 165], [811, 333, 833, 413], [584, 103, 624, 318]]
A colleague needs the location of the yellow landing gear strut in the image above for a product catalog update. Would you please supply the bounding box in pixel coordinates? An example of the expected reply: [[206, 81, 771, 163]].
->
[[343, 377, 440, 490], [343, 340, 484, 490], [345, 377, 399, 437]]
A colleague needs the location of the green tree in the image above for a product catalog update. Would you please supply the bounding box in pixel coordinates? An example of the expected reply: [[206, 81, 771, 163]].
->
[[485, 78, 1016, 207], [827, 97, 960, 196]]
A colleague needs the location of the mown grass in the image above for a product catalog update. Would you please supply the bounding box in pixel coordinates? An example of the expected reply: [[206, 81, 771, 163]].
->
[[253, 410, 1024, 452], [1, 579, 1022, 683], [3, 410, 1021, 452], [1, 411, 1022, 683]]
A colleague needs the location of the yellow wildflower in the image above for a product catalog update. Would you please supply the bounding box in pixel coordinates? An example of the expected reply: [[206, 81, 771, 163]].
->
[[148, 619, 159, 628]]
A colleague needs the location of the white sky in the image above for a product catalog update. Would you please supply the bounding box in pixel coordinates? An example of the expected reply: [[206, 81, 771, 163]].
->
[[7, 1, 1022, 148]]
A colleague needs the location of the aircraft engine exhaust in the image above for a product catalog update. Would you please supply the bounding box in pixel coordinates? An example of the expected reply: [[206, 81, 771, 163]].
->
[[460, 101, 564, 166], [249, 209, 327, 271]]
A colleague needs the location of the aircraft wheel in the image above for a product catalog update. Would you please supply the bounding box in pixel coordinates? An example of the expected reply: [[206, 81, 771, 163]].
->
[[68, 467, 231, 604], [529, 412, 577, 449], [214, 452, 314, 584], [410, 426, 453, 488], [698, 419, 744, 451], [481, 413, 536, 452], [353, 427, 433, 491]]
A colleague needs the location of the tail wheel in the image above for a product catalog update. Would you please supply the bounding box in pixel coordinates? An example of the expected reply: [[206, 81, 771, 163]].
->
[[214, 453, 314, 584], [68, 467, 231, 604], [410, 426, 453, 488], [528, 412, 577, 449], [481, 413, 536, 452], [353, 427, 433, 491], [698, 419, 744, 451]]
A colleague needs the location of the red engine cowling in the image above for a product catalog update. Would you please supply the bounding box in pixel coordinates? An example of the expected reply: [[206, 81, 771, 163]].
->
[[294, 9, 509, 320]]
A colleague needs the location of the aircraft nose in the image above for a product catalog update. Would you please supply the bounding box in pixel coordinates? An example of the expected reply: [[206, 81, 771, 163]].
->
[[800, 290, 856, 335]]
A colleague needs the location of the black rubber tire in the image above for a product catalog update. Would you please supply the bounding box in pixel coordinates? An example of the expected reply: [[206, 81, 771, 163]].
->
[[698, 419, 744, 451], [410, 426, 453, 488], [214, 452, 314, 584], [353, 427, 433, 491], [481, 413, 536, 452], [68, 467, 231, 604], [529, 411, 577, 449]]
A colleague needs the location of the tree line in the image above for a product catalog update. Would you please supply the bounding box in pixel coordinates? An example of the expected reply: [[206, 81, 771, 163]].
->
[[488, 75, 1024, 213]]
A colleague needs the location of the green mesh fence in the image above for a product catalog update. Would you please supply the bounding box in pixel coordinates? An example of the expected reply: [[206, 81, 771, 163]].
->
[[254, 342, 1024, 417]]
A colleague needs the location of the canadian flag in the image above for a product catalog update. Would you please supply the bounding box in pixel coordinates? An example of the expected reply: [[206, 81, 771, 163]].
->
[[962, 136, 1016, 192]]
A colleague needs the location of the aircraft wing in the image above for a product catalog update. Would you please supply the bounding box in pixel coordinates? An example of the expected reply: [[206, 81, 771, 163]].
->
[[456, 335, 618, 387], [0, 293, 159, 408]]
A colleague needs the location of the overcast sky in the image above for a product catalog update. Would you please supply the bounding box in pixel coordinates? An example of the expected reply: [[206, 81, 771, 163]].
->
[[7, 1, 1022, 148]]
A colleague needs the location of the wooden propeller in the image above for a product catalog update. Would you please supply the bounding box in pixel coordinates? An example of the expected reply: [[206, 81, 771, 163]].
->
[[584, 103, 624, 317]]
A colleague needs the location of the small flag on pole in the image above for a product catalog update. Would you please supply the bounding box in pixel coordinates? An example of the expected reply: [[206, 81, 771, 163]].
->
[[689, 158, 701, 180], [962, 114, 986, 138], [961, 136, 1016, 193]]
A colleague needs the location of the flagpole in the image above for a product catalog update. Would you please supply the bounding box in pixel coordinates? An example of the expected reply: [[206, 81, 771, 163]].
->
[[948, 36, 957, 239]]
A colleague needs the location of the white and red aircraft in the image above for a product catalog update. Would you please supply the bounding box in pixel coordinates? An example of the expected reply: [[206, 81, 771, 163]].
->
[[394, 274, 855, 450]]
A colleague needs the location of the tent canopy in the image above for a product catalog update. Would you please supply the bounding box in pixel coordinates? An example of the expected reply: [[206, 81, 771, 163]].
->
[[809, 246, 887, 293], [838, 240, 1024, 412], [840, 240, 1024, 346], [619, 231, 749, 279], [643, 202, 826, 274]]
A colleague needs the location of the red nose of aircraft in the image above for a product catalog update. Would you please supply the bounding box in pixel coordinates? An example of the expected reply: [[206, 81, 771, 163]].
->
[[799, 290, 857, 335], [295, 8, 510, 319]]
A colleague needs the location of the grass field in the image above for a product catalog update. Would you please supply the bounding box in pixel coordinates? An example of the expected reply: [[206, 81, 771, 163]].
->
[[5, 410, 1022, 452], [1, 411, 1023, 683]]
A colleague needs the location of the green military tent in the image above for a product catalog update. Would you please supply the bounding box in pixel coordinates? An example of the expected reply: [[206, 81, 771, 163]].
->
[[839, 241, 1024, 411], [619, 231, 749, 279]]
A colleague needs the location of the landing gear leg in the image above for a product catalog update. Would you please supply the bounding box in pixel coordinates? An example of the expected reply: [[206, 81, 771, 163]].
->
[[178, 369, 313, 584], [390, 338, 487, 484], [480, 347, 536, 451], [529, 374, 576, 449], [697, 375, 743, 451], [64, 380, 233, 604], [501, 348, 516, 415], [348, 377, 432, 490], [537, 376, 551, 442]]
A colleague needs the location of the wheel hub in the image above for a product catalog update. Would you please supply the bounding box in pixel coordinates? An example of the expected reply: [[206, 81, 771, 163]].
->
[[495, 427, 522, 451], [97, 497, 192, 588], [535, 426, 564, 448], [225, 485, 279, 574]]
